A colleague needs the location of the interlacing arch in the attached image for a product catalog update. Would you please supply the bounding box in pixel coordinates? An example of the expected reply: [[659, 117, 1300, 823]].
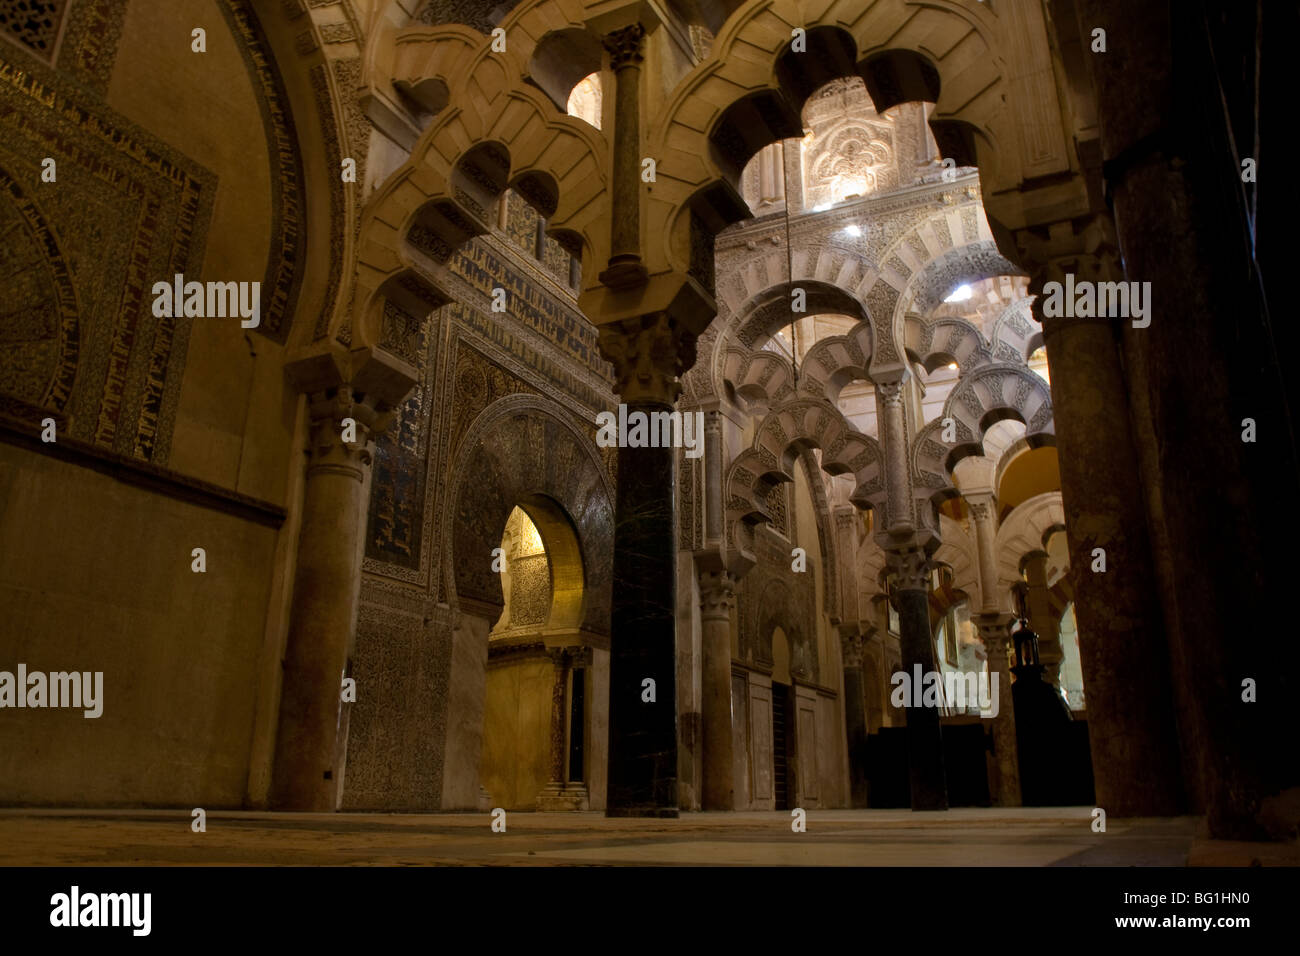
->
[[722, 347, 798, 410], [649, 0, 1010, 279], [351, 3, 609, 351], [725, 398, 884, 553], [903, 313, 992, 374], [886, 234, 1024, 372], [989, 296, 1042, 364], [932, 513, 981, 610], [911, 362, 1055, 504], [995, 491, 1067, 597], [710, 196, 997, 406]]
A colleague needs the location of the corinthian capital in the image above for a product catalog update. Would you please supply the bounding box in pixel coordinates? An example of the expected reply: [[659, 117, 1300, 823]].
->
[[699, 568, 737, 621], [839, 630, 866, 669], [603, 23, 645, 70], [598, 313, 697, 406], [886, 547, 931, 592], [877, 379, 906, 408], [305, 388, 390, 478]]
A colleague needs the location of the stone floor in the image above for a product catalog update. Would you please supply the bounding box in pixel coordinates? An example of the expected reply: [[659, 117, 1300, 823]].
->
[[1, 807, 1295, 866]]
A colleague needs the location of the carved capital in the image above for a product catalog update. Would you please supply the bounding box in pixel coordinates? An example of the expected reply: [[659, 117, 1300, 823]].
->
[[973, 613, 1015, 657], [877, 379, 906, 409], [886, 547, 930, 593], [603, 23, 645, 71], [305, 388, 389, 479], [598, 313, 697, 405], [699, 569, 737, 622], [840, 631, 866, 669], [1014, 213, 1128, 331], [967, 499, 993, 522]]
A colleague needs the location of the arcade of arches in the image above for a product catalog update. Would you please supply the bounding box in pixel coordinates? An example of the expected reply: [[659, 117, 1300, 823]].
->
[[0, 0, 1295, 847]]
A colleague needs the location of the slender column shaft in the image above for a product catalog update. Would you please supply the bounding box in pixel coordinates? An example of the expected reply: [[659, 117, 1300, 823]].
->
[[271, 393, 376, 810], [840, 631, 869, 808], [877, 380, 913, 534], [547, 650, 569, 786], [890, 549, 947, 811], [602, 25, 645, 274], [975, 615, 1021, 807], [699, 569, 736, 810], [1022, 552, 1062, 687]]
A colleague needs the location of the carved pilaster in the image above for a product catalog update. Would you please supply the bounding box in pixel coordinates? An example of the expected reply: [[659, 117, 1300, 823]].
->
[[704, 411, 723, 543], [876, 377, 913, 535], [598, 313, 697, 406]]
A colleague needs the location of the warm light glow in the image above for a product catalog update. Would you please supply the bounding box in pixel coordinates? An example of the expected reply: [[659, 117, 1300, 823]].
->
[[844, 224, 862, 237], [944, 284, 972, 303], [812, 203, 832, 212], [566, 73, 602, 129], [947, 362, 958, 370]]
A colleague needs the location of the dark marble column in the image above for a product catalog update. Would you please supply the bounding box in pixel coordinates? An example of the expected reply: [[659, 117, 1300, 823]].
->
[[547, 650, 568, 785], [1014, 226, 1184, 818], [1069, 0, 1298, 839], [1021, 551, 1062, 688], [598, 313, 695, 817], [839, 629, 869, 808], [270, 391, 381, 811], [888, 548, 947, 811]]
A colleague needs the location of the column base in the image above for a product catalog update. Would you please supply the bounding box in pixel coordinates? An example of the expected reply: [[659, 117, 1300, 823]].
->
[[536, 782, 589, 812], [598, 258, 648, 290], [604, 806, 680, 819]]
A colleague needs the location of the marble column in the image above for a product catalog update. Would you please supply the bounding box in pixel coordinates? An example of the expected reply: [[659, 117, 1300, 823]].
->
[[1021, 551, 1062, 688], [698, 568, 736, 810], [598, 24, 648, 289], [876, 378, 914, 535], [1068, 0, 1296, 838], [537, 648, 576, 810], [966, 495, 1020, 806], [974, 614, 1021, 807], [840, 629, 870, 808], [270, 390, 382, 811], [888, 547, 947, 811], [1016, 229, 1184, 818], [598, 313, 695, 817]]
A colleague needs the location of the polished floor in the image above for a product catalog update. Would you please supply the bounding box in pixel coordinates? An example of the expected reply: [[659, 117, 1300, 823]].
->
[[1, 807, 1295, 866]]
